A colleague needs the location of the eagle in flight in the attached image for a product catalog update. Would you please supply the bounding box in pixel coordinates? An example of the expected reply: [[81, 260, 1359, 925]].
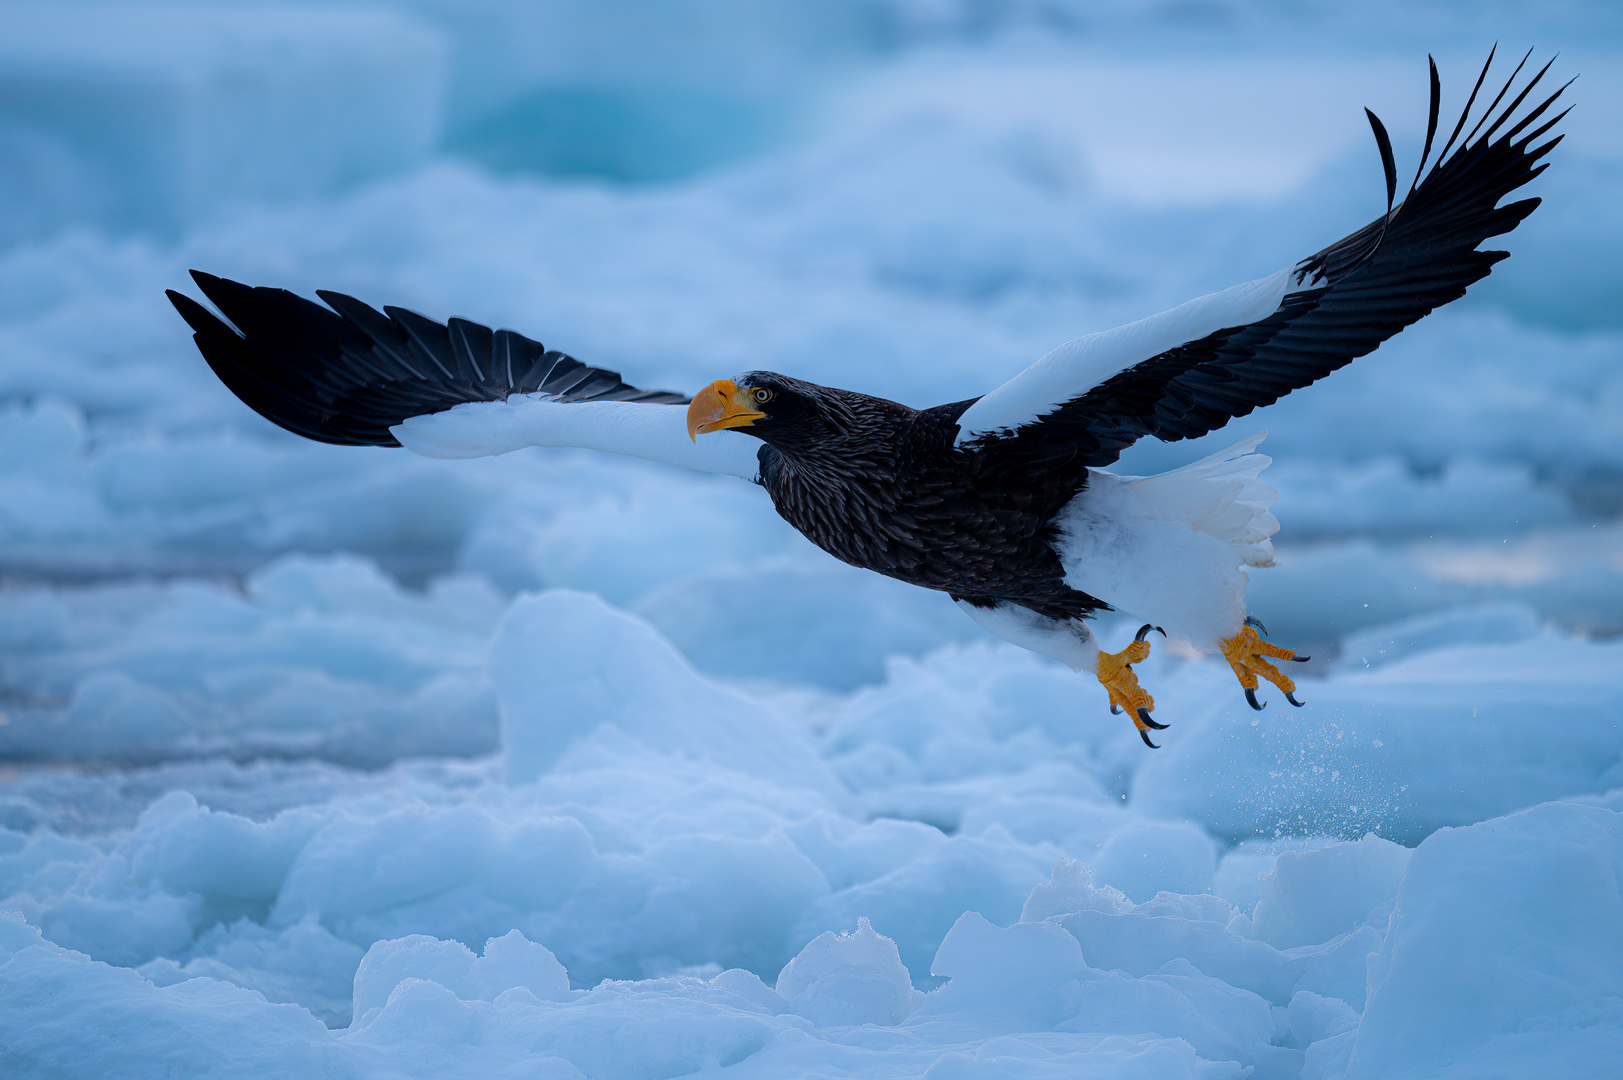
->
[[169, 51, 1567, 747]]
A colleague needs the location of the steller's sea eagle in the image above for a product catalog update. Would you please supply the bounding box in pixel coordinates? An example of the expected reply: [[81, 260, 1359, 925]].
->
[[168, 51, 1568, 747]]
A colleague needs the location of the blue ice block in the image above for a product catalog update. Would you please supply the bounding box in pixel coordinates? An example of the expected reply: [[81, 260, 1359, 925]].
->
[[0, 5, 447, 244]]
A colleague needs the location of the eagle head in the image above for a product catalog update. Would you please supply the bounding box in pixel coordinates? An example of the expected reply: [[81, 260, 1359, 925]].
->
[[687, 372, 855, 451]]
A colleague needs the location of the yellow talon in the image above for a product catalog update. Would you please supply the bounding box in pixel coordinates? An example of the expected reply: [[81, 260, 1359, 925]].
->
[[1096, 624, 1166, 746], [1220, 623, 1308, 710]]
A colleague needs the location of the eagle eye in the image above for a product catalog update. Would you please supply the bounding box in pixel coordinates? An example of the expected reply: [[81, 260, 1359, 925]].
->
[[751, 387, 774, 405]]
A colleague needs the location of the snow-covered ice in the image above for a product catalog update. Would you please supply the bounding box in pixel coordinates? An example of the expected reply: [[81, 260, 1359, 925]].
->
[[0, 5, 446, 245], [3, 2, 1622, 1078]]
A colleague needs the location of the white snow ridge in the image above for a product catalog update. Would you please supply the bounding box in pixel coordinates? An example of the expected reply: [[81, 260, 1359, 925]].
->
[[4, 3, 1623, 1080]]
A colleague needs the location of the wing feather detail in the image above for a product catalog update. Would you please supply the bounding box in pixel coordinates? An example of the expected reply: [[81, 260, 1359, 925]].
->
[[168, 271, 689, 446], [952, 267, 1293, 445], [167, 271, 762, 480], [958, 50, 1569, 472]]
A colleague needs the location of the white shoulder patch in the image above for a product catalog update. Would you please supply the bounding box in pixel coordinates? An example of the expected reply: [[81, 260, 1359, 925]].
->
[[392, 395, 762, 481], [954, 267, 1293, 444]]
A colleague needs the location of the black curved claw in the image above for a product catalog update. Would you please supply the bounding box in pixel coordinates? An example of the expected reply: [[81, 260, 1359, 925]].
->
[[1285, 691, 1306, 708], [1245, 687, 1266, 711], [1110, 703, 1122, 715], [1290, 654, 1311, 663], [1138, 707, 1168, 730], [1134, 623, 1160, 642], [1139, 728, 1160, 749], [1245, 615, 1269, 637]]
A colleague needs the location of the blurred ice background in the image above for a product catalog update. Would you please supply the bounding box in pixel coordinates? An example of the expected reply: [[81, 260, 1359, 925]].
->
[[1, 2, 1621, 1078]]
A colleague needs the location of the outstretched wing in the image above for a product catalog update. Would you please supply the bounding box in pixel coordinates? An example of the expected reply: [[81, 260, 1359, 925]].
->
[[168, 271, 763, 479], [953, 49, 1570, 471]]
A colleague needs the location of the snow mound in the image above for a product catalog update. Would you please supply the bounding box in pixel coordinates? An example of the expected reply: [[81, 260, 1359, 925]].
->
[[351, 930, 570, 1025], [1349, 802, 1623, 1079], [491, 589, 840, 797], [1250, 834, 1410, 950], [775, 915, 915, 1027]]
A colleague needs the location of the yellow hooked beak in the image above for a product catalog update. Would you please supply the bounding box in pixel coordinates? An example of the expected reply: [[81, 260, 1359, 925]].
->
[[686, 379, 766, 441]]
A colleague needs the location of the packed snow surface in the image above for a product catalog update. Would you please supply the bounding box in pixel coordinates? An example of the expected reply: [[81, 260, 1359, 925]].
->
[[3, 3, 1623, 1078]]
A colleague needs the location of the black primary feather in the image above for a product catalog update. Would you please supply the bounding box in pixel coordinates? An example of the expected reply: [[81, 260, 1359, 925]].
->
[[1366, 107, 1399, 216], [1407, 55, 1443, 198], [166, 271, 688, 447], [967, 51, 1570, 475]]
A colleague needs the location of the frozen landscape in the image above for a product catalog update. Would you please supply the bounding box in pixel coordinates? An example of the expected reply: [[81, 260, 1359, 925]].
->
[[2, 1, 1622, 1078]]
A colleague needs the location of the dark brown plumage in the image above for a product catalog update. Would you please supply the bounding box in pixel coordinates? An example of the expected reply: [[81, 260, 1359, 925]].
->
[[736, 373, 1105, 622]]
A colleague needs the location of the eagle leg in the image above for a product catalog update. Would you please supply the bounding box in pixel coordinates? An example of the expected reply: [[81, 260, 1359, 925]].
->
[[1221, 624, 1307, 709], [1096, 629, 1163, 747]]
